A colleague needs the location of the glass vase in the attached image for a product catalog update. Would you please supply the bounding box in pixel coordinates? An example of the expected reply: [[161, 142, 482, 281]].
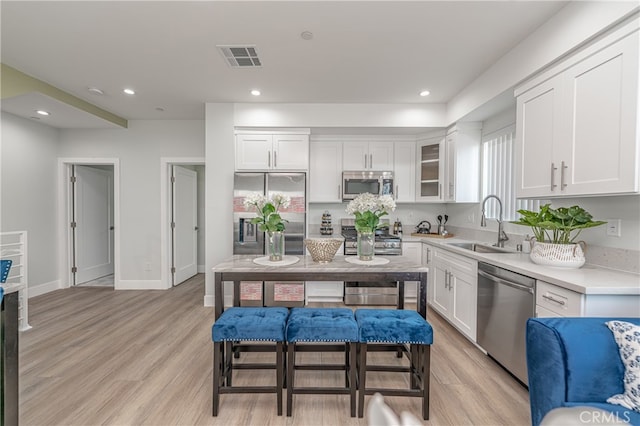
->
[[267, 231, 285, 261], [357, 231, 375, 261]]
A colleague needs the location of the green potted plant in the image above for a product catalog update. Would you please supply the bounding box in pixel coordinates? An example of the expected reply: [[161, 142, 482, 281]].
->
[[512, 204, 606, 268]]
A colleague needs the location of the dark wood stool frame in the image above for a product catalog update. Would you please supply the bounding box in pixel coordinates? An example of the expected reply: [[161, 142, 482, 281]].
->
[[212, 340, 285, 416], [357, 342, 431, 420], [286, 342, 357, 417]]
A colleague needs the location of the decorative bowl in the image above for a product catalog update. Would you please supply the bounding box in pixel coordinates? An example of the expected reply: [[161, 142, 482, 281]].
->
[[304, 238, 344, 263]]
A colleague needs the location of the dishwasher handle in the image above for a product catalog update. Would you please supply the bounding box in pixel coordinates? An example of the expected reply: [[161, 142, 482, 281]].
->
[[478, 269, 534, 294]]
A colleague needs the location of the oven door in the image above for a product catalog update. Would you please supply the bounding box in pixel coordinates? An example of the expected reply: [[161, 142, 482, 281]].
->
[[344, 281, 398, 305]]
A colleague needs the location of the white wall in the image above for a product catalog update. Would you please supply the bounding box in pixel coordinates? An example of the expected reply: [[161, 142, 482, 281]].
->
[[1, 112, 60, 289], [59, 120, 205, 287]]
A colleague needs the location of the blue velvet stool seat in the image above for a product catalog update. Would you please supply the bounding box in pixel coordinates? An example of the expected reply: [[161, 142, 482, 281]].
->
[[211, 307, 289, 416], [285, 308, 359, 417], [355, 309, 433, 420]]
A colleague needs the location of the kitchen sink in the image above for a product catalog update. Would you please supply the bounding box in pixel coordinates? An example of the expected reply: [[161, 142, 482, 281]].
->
[[446, 242, 517, 254]]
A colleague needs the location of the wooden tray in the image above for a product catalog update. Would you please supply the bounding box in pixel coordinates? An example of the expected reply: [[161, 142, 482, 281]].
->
[[410, 233, 454, 239]]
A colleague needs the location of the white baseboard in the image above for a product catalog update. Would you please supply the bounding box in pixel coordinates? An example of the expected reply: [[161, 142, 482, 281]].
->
[[204, 294, 214, 307], [29, 280, 64, 297], [116, 280, 165, 290]]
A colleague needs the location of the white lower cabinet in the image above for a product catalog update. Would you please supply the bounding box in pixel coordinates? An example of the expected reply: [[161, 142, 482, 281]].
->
[[429, 246, 478, 341], [305, 281, 344, 303], [400, 241, 421, 300], [423, 242, 436, 305], [535, 280, 640, 317]]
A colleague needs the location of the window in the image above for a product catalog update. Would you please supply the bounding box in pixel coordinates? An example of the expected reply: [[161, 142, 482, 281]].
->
[[481, 125, 542, 220]]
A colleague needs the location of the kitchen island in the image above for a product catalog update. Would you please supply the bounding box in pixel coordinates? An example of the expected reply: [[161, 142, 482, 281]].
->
[[212, 255, 428, 319]]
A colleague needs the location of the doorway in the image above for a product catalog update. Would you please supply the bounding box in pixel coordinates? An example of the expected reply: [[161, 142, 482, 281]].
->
[[59, 158, 120, 289], [161, 158, 205, 288]]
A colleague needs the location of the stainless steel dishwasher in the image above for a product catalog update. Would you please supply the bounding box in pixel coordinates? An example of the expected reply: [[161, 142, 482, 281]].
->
[[477, 262, 535, 385]]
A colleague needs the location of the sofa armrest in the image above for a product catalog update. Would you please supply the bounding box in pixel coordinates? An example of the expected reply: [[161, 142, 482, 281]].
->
[[526, 317, 637, 426]]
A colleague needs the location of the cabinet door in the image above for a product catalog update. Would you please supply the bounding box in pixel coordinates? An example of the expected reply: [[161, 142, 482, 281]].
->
[[450, 261, 478, 341], [430, 260, 452, 317], [369, 142, 394, 170], [273, 134, 309, 170], [310, 141, 343, 202], [236, 134, 272, 170], [563, 32, 639, 195], [446, 125, 481, 203], [416, 137, 444, 202], [422, 243, 435, 304], [400, 241, 421, 298], [342, 142, 368, 170], [393, 141, 416, 202], [515, 74, 565, 198]]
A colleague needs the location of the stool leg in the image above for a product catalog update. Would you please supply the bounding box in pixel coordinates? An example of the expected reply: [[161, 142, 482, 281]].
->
[[212, 342, 222, 416], [225, 341, 233, 386], [287, 342, 295, 417], [411, 344, 418, 389], [349, 342, 357, 418], [344, 342, 349, 388], [276, 342, 284, 416], [358, 343, 367, 418], [422, 345, 431, 420]]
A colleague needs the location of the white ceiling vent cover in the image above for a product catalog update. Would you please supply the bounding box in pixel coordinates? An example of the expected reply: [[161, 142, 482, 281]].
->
[[217, 45, 262, 68]]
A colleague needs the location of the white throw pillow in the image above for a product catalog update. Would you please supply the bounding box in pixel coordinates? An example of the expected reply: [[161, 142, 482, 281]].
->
[[606, 320, 640, 413]]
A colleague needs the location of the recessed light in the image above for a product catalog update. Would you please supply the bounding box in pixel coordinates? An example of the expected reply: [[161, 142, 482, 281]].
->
[[88, 87, 104, 95], [155, 107, 165, 112], [419, 90, 430, 97], [301, 31, 313, 40], [123, 88, 135, 95], [251, 89, 261, 96], [36, 110, 50, 116]]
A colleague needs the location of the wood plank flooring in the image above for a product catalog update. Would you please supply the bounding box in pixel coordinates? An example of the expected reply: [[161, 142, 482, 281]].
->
[[19, 275, 530, 425]]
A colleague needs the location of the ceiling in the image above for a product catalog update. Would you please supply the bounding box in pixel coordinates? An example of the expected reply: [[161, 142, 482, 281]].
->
[[1, 1, 569, 129]]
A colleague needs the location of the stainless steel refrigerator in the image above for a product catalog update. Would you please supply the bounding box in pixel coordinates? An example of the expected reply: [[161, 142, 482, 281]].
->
[[233, 172, 306, 306]]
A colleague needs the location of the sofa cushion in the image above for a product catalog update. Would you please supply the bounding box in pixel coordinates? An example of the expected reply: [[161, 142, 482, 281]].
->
[[606, 321, 640, 413]]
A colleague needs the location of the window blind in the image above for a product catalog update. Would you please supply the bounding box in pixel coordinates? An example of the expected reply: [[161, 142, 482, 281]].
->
[[481, 125, 541, 221]]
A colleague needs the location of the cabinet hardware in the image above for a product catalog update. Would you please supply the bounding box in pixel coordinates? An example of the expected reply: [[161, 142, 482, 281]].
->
[[274, 151, 277, 168], [268, 151, 271, 168], [369, 154, 373, 169], [542, 294, 566, 305], [561, 161, 567, 189], [338, 185, 341, 199], [550, 163, 557, 190], [395, 185, 399, 200], [364, 154, 367, 169]]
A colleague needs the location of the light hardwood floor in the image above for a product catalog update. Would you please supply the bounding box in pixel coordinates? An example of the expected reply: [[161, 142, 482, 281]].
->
[[19, 275, 530, 425]]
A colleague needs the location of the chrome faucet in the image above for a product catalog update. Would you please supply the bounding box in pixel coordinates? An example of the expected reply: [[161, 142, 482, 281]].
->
[[481, 195, 509, 247]]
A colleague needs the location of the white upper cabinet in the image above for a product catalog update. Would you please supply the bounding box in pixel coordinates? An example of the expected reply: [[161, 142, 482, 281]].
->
[[309, 140, 343, 202], [235, 132, 309, 171], [416, 136, 445, 202], [343, 141, 393, 171], [393, 141, 416, 202], [444, 123, 482, 203], [516, 20, 639, 198]]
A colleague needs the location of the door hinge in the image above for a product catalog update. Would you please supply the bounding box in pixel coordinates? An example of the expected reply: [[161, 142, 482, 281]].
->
[[70, 176, 77, 183], [71, 266, 77, 273], [171, 176, 176, 183], [171, 222, 175, 229], [171, 267, 176, 274], [70, 222, 77, 228]]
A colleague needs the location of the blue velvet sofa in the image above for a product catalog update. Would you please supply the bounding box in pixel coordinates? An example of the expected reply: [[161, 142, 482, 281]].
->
[[526, 317, 640, 426]]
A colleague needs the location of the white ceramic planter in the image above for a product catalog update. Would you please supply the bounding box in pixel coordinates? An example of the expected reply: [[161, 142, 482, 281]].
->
[[530, 241, 586, 268]]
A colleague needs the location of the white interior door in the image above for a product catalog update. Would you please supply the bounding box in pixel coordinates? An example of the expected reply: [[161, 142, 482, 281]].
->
[[172, 165, 198, 285], [75, 165, 114, 284]]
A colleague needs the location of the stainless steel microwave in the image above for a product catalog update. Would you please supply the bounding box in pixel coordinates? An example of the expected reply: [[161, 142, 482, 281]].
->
[[342, 171, 394, 201]]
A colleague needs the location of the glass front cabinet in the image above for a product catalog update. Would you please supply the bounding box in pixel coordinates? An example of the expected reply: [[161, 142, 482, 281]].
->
[[416, 136, 445, 202]]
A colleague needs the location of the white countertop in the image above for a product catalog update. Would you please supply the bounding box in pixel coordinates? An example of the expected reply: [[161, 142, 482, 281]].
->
[[410, 235, 639, 295]]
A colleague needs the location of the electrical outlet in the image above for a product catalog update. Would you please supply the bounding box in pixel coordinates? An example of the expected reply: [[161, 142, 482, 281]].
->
[[467, 213, 475, 223], [606, 219, 621, 237], [145, 261, 152, 271]]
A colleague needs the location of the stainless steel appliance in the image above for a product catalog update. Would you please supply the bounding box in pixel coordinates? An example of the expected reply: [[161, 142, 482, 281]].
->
[[341, 218, 402, 305], [477, 262, 535, 385], [233, 172, 306, 306], [342, 171, 393, 201]]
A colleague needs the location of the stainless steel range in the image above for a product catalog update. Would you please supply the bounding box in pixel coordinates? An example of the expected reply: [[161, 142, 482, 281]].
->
[[340, 219, 402, 256], [341, 219, 402, 305]]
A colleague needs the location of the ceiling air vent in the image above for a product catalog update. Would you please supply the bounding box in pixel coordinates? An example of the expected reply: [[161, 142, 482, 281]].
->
[[217, 45, 262, 68]]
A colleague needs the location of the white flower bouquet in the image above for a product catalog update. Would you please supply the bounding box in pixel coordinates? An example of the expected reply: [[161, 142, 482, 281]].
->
[[243, 192, 291, 232], [345, 193, 396, 233]]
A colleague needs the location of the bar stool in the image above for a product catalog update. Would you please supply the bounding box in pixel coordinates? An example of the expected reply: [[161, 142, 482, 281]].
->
[[211, 307, 289, 416], [355, 309, 433, 420], [285, 308, 358, 417]]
